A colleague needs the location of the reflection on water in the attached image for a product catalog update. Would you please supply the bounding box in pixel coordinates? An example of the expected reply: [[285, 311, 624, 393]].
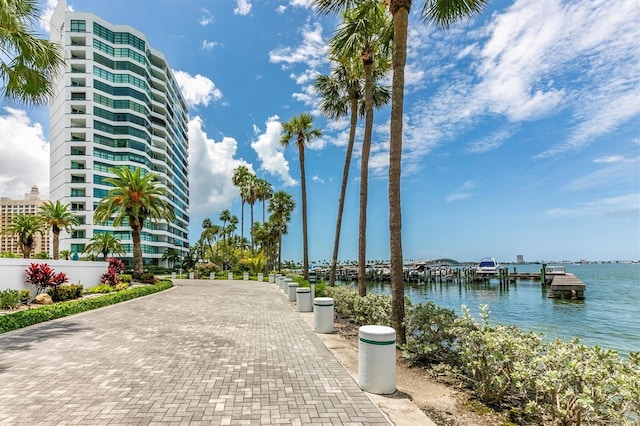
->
[[346, 263, 639, 355]]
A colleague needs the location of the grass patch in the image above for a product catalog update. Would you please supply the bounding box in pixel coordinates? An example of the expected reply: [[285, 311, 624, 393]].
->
[[0, 280, 173, 334]]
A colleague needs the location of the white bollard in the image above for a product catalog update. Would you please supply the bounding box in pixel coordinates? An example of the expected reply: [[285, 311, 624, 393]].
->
[[282, 278, 292, 293], [258, 273, 264, 282], [314, 297, 334, 333], [268, 273, 275, 283], [171, 272, 176, 279], [243, 272, 249, 281], [189, 272, 194, 280], [287, 282, 299, 302], [310, 284, 315, 311], [358, 325, 396, 394], [228, 272, 233, 280], [210, 273, 215, 280], [296, 288, 312, 312]]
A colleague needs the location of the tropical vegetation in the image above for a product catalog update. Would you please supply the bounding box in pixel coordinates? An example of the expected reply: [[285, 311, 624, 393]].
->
[[39, 201, 79, 260], [0, 0, 65, 105], [93, 166, 175, 277], [83, 232, 125, 259], [1, 213, 43, 258], [280, 113, 322, 281]]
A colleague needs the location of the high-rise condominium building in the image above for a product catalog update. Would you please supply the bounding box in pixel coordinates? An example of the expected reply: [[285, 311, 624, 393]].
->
[[49, 0, 189, 266], [0, 186, 51, 257]]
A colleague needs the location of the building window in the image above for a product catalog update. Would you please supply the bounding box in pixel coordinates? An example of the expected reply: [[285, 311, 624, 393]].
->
[[70, 244, 85, 253], [70, 188, 86, 197], [70, 20, 86, 32], [72, 230, 85, 239]]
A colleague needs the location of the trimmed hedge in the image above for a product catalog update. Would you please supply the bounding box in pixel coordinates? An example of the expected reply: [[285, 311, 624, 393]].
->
[[0, 280, 173, 333]]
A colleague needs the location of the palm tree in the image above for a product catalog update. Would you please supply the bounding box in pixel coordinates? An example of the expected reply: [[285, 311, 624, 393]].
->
[[314, 0, 488, 343], [83, 232, 125, 259], [232, 165, 252, 243], [241, 174, 259, 252], [39, 200, 79, 260], [59, 249, 72, 260], [0, 0, 65, 105], [2, 214, 43, 258], [162, 247, 182, 270], [280, 113, 322, 280], [255, 178, 273, 223], [331, 1, 392, 297], [268, 191, 295, 273], [200, 221, 220, 261], [93, 166, 176, 276]]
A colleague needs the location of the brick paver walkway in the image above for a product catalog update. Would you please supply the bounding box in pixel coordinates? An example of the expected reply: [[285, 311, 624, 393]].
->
[[0, 280, 390, 425]]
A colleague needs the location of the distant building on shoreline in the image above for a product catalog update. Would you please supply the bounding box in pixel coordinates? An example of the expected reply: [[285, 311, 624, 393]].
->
[[516, 254, 524, 264], [49, 0, 190, 266], [0, 186, 51, 257]]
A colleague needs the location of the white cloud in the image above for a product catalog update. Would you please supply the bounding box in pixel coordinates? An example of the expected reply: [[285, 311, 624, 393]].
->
[[250, 116, 297, 186], [200, 8, 214, 26], [545, 193, 640, 218], [269, 22, 328, 68], [289, 0, 312, 7], [276, 5, 287, 14], [234, 0, 252, 16], [445, 180, 478, 202], [187, 116, 253, 217], [202, 40, 221, 51], [467, 128, 515, 154], [173, 70, 223, 108], [312, 175, 324, 184], [564, 156, 639, 191], [594, 155, 624, 164], [0, 108, 50, 199]]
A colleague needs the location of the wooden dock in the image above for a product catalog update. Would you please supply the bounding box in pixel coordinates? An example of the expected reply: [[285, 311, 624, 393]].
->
[[548, 273, 586, 300]]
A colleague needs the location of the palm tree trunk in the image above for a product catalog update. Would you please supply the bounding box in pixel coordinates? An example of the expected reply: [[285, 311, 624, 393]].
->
[[240, 201, 245, 243], [330, 98, 359, 287], [358, 53, 374, 297], [250, 204, 255, 254], [389, 2, 409, 345], [278, 230, 283, 273], [132, 224, 144, 276], [52, 230, 60, 260], [299, 142, 309, 281]]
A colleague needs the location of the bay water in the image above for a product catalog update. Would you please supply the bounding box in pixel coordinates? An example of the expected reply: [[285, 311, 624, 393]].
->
[[358, 263, 639, 356]]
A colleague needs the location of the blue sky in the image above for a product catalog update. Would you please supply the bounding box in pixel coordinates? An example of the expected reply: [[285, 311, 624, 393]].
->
[[0, 0, 638, 263]]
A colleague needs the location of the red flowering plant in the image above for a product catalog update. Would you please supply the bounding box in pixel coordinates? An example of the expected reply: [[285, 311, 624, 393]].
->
[[25, 263, 69, 294], [101, 258, 125, 286]]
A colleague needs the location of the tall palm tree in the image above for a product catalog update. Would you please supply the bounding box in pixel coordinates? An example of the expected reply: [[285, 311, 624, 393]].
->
[[232, 165, 252, 242], [200, 219, 220, 261], [1, 0, 65, 105], [2, 213, 43, 258], [219, 209, 231, 270], [83, 232, 125, 259], [255, 178, 273, 223], [280, 113, 322, 280], [268, 191, 295, 273], [314, 0, 488, 343], [93, 166, 176, 276], [331, 1, 392, 297], [39, 200, 79, 260], [241, 174, 259, 253]]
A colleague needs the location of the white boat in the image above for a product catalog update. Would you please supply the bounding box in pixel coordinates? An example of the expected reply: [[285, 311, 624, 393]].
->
[[476, 257, 499, 274], [545, 265, 566, 275]]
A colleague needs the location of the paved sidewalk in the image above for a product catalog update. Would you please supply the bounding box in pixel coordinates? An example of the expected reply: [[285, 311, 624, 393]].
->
[[0, 280, 390, 425]]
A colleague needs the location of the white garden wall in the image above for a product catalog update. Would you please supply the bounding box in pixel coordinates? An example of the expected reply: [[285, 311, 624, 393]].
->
[[0, 259, 108, 296]]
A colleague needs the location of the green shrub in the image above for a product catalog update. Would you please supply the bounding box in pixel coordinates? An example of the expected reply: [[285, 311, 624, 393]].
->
[[0, 280, 173, 333], [119, 274, 132, 284], [47, 284, 84, 302], [19, 290, 31, 304], [132, 272, 157, 283], [452, 304, 542, 407], [522, 340, 640, 425], [194, 262, 220, 279], [325, 286, 391, 326], [402, 302, 459, 365], [0, 289, 22, 310], [84, 284, 117, 294]]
